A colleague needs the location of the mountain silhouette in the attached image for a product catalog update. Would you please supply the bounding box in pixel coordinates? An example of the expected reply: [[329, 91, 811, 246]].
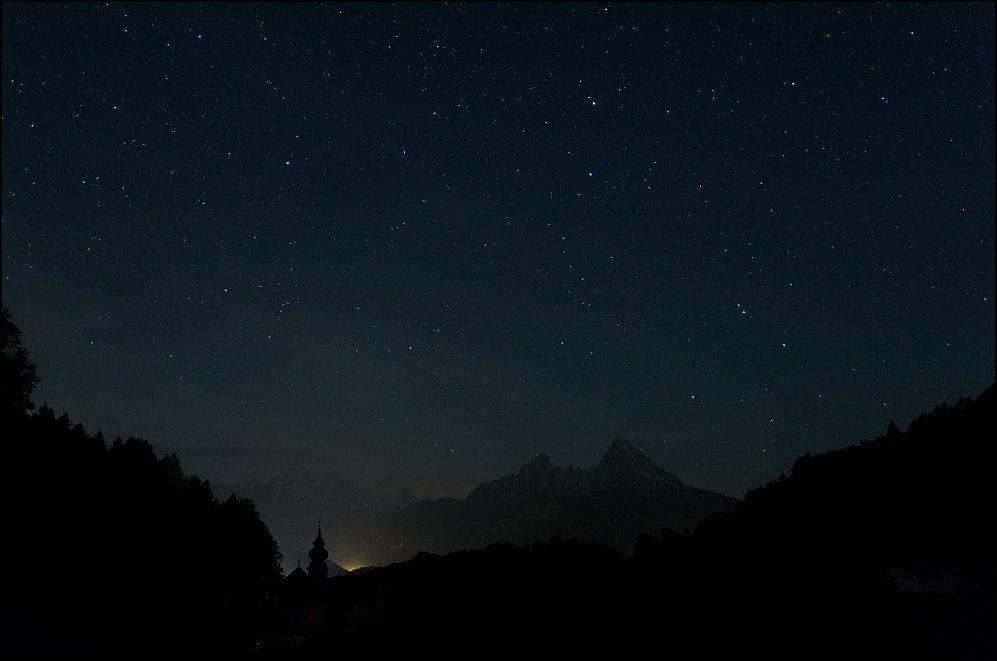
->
[[361, 438, 739, 564], [470, 438, 692, 503]]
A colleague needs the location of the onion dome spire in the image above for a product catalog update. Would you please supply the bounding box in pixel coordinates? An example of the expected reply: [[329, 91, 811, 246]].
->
[[307, 521, 329, 583]]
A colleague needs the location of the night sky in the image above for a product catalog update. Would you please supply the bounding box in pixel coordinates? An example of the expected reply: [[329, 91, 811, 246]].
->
[[3, 4, 993, 500]]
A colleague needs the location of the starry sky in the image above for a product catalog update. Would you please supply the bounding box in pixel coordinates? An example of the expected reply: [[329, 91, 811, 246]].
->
[[3, 3, 994, 499]]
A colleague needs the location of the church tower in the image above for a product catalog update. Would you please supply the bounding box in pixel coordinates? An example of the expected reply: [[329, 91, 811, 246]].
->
[[278, 522, 329, 632], [307, 522, 329, 592]]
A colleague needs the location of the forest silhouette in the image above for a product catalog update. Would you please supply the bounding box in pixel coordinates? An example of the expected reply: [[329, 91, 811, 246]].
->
[[2, 303, 993, 657], [3, 305, 284, 657]]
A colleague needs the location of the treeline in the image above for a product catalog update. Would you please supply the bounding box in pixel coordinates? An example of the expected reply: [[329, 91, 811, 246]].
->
[[333, 538, 627, 640], [694, 385, 995, 583], [2, 306, 283, 658], [5, 409, 285, 657], [636, 383, 995, 656]]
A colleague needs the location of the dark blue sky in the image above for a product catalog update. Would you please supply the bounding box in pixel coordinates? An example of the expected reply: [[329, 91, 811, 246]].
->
[[3, 3, 993, 498]]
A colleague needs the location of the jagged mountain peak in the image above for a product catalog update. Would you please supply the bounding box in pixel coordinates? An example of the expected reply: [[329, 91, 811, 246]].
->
[[598, 437, 652, 467], [524, 453, 552, 469], [519, 453, 556, 479], [468, 438, 689, 502], [467, 452, 561, 502], [593, 437, 684, 494]]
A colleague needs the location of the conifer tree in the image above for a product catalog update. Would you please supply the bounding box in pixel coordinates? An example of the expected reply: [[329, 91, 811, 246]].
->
[[1, 304, 40, 418]]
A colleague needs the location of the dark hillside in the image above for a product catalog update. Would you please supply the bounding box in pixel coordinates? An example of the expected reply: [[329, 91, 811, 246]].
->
[[2, 306, 284, 658], [699, 384, 995, 585], [671, 384, 996, 656]]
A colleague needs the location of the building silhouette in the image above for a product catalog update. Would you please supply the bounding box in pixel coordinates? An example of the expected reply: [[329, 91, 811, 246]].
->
[[278, 523, 329, 632]]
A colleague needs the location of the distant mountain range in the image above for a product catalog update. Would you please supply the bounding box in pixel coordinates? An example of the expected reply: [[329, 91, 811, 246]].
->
[[215, 472, 420, 573], [220, 438, 739, 570]]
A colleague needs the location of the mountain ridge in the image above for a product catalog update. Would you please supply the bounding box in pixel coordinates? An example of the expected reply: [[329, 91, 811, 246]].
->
[[468, 437, 693, 503], [222, 437, 740, 568]]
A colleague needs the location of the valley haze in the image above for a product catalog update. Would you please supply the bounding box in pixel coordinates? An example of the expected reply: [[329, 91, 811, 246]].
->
[[219, 437, 738, 570]]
